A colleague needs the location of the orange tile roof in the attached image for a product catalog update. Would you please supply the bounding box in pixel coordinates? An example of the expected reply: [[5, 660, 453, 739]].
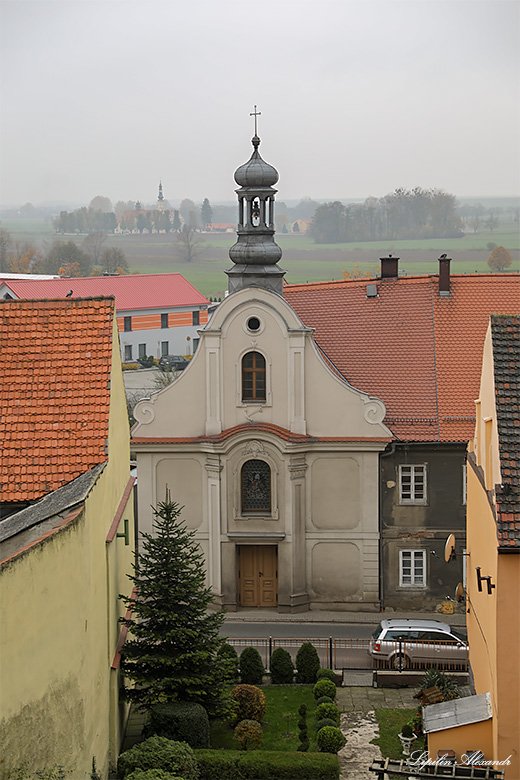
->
[[0, 297, 114, 503], [284, 274, 520, 442]]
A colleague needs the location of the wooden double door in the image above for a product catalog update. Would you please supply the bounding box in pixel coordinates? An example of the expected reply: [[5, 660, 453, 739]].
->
[[237, 545, 278, 608]]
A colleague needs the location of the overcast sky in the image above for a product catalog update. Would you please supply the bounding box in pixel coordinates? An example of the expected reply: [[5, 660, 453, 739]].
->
[[1, 0, 519, 208]]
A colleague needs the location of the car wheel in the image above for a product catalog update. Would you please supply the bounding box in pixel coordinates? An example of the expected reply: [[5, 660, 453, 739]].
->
[[392, 653, 409, 671]]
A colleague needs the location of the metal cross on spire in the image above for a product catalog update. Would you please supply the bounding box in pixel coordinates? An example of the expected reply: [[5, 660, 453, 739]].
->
[[250, 105, 261, 136]]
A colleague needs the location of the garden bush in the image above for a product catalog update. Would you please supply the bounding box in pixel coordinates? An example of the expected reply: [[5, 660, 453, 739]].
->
[[216, 643, 239, 684], [297, 700, 308, 752], [145, 702, 210, 748], [117, 736, 199, 780], [315, 702, 340, 726], [316, 668, 336, 682], [401, 723, 413, 738], [317, 718, 339, 732], [295, 643, 320, 684], [316, 696, 334, 707], [313, 679, 336, 701], [239, 647, 265, 684], [127, 772, 184, 780], [317, 726, 345, 754], [269, 647, 294, 684], [230, 684, 266, 723], [194, 749, 340, 779], [234, 719, 263, 750]]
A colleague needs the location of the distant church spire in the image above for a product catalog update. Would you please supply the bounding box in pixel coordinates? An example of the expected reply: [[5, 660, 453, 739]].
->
[[157, 180, 164, 211], [227, 109, 285, 295]]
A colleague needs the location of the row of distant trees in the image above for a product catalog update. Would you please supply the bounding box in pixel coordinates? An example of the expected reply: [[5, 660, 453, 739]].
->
[[0, 228, 128, 276]]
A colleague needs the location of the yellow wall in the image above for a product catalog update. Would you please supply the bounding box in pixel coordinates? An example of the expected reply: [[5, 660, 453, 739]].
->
[[428, 719, 493, 766], [0, 314, 134, 778]]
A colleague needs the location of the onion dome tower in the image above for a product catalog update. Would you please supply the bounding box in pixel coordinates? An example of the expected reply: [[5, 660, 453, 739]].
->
[[227, 107, 285, 295]]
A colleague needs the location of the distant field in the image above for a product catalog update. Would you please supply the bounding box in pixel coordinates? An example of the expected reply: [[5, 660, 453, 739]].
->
[[2, 219, 518, 297]]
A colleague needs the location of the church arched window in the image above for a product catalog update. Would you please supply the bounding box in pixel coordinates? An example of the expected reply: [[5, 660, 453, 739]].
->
[[242, 351, 266, 402], [241, 459, 271, 513]]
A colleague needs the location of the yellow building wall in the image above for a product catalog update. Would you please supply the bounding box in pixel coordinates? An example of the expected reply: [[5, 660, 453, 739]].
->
[[427, 719, 493, 766], [495, 554, 520, 778], [0, 314, 134, 778]]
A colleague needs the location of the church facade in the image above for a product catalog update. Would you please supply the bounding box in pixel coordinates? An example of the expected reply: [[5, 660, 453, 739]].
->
[[132, 132, 392, 611]]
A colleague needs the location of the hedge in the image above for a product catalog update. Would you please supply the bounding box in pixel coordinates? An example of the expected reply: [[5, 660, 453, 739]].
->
[[117, 737, 198, 779], [194, 749, 339, 780], [145, 702, 210, 749], [127, 772, 184, 780]]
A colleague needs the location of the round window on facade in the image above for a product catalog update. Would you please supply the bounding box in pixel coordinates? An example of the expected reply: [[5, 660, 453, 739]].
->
[[247, 316, 261, 332]]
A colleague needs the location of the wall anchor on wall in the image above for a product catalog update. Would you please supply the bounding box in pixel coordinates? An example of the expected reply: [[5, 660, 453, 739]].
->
[[476, 566, 495, 595]]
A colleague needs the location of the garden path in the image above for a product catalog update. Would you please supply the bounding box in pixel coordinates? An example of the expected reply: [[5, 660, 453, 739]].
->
[[338, 710, 382, 780]]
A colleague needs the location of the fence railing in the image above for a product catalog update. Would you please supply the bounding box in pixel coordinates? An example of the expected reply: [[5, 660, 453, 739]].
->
[[225, 636, 468, 673]]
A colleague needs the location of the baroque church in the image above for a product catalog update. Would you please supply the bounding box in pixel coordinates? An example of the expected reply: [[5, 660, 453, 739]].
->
[[132, 128, 393, 612]]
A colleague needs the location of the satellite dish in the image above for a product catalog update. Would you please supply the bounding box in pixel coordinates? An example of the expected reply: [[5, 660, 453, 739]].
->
[[445, 533, 456, 563], [455, 582, 465, 602]]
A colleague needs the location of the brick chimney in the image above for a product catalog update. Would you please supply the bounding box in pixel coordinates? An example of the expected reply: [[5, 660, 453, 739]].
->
[[439, 255, 451, 295], [380, 254, 399, 278]]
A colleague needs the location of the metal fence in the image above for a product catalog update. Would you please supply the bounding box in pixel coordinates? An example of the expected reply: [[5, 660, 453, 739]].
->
[[226, 636, 468, 673]]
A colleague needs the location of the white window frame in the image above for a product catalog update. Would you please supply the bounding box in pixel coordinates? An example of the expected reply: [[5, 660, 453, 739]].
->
[[399, 549, 427, 587], [399, 464, 427, 504]]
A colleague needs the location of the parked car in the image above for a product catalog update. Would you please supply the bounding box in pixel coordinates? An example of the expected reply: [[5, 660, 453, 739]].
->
[[369, 619, 468, 670], [158, 355, 189, 371]]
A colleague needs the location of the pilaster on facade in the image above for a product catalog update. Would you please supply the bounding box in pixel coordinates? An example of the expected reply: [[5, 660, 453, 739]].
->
[[287, 331, 308, 435], [204, 333, 222, 435], [204, 454, 222, 597]]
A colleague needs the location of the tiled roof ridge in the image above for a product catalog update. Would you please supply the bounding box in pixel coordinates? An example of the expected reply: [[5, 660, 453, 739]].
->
[[284, 272, 518, 290], [491, 314, 520, 548], [0, 295, 115, 304]]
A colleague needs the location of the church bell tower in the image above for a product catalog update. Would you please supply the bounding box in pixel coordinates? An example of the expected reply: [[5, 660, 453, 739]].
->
[[227, 107, 285, 295]]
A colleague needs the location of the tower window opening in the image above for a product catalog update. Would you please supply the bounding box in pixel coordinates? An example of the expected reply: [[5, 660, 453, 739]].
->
[[251, 198, 261, 227]]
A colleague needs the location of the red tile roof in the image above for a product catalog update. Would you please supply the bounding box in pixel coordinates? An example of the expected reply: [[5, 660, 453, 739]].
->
[[0, 273, 209, 312], [0, 297, 114, 503], [284, 274, 520, 442]]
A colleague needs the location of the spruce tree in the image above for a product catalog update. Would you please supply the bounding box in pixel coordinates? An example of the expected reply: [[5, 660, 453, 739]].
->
[[119, 493, 227, 713]]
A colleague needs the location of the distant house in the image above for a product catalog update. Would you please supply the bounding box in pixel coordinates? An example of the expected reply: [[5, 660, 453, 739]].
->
[[0, 297, 135, 775], [285, 263, 520, 610], [0, 273, 210, 362], [207, 223, 235, 232]]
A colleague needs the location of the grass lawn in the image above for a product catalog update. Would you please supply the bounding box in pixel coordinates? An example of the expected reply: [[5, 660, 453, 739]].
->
[[371, 708, 425, 761], [210, 686, 319, 752]]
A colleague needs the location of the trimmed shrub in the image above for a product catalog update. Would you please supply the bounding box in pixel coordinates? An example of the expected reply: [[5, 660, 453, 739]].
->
[[313, 679, 336, 701], [117, 737, 199, 780], [194, 749, 340, 779], [127, 772, 183, 780], [317, 718, 339, 732], [401, 723, 414, 738], [315, 702, 340, 726], [297, 738, 310, 752], [216, 643, 239, 684], [317, 668, 336, 682], [145, 702, 209, 749], [317, 726, 346, 754], [298, 703, 307, 717], [269, 647, 294, 684], [230, 684, 266, 723], [239, 647, 265, 685], [234, 719, 263, 750], [316, 695, 334, 707], [295, 642, 320, 684]]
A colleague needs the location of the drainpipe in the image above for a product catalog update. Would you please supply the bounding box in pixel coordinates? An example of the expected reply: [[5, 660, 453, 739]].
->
[[379, 443, 396, 610]]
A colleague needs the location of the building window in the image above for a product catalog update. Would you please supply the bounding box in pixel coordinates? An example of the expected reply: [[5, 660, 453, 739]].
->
[[138, 343, 146, 358], [161, 341, 169, 357], [242, 351, 266, 402], [241, 459, 271, 513], [124, 345, 133, 362], [124, 316, 132, 332], [193, 310, 200, 326], [399, 465, 427, 504], [399, 550, 426, 587], [161, 313, 168, 329]]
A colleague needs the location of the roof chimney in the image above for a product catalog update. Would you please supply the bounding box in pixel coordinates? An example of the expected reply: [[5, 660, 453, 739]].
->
[[380, 254, 399, 279], [439, 254, 451, 295]]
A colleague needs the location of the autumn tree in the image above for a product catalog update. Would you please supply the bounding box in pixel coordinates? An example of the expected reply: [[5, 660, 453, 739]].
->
[[487, 246, 513, 272], [7, 247, 45, 274], [89, 195, 113, 213], [179, 198, 197, 226], [172, 210, 181, 232], [82, 231, 107, 266], [0, 227, 12, 273], [99, 247, 128, 274], [44, 241, 92, 275]]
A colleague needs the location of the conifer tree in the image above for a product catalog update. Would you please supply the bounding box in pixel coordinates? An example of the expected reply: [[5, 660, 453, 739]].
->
[[120, 494, 227, 713]]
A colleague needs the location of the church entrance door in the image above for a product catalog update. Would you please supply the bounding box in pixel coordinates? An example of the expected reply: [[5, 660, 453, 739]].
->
[[237, 545, 278, 608]]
